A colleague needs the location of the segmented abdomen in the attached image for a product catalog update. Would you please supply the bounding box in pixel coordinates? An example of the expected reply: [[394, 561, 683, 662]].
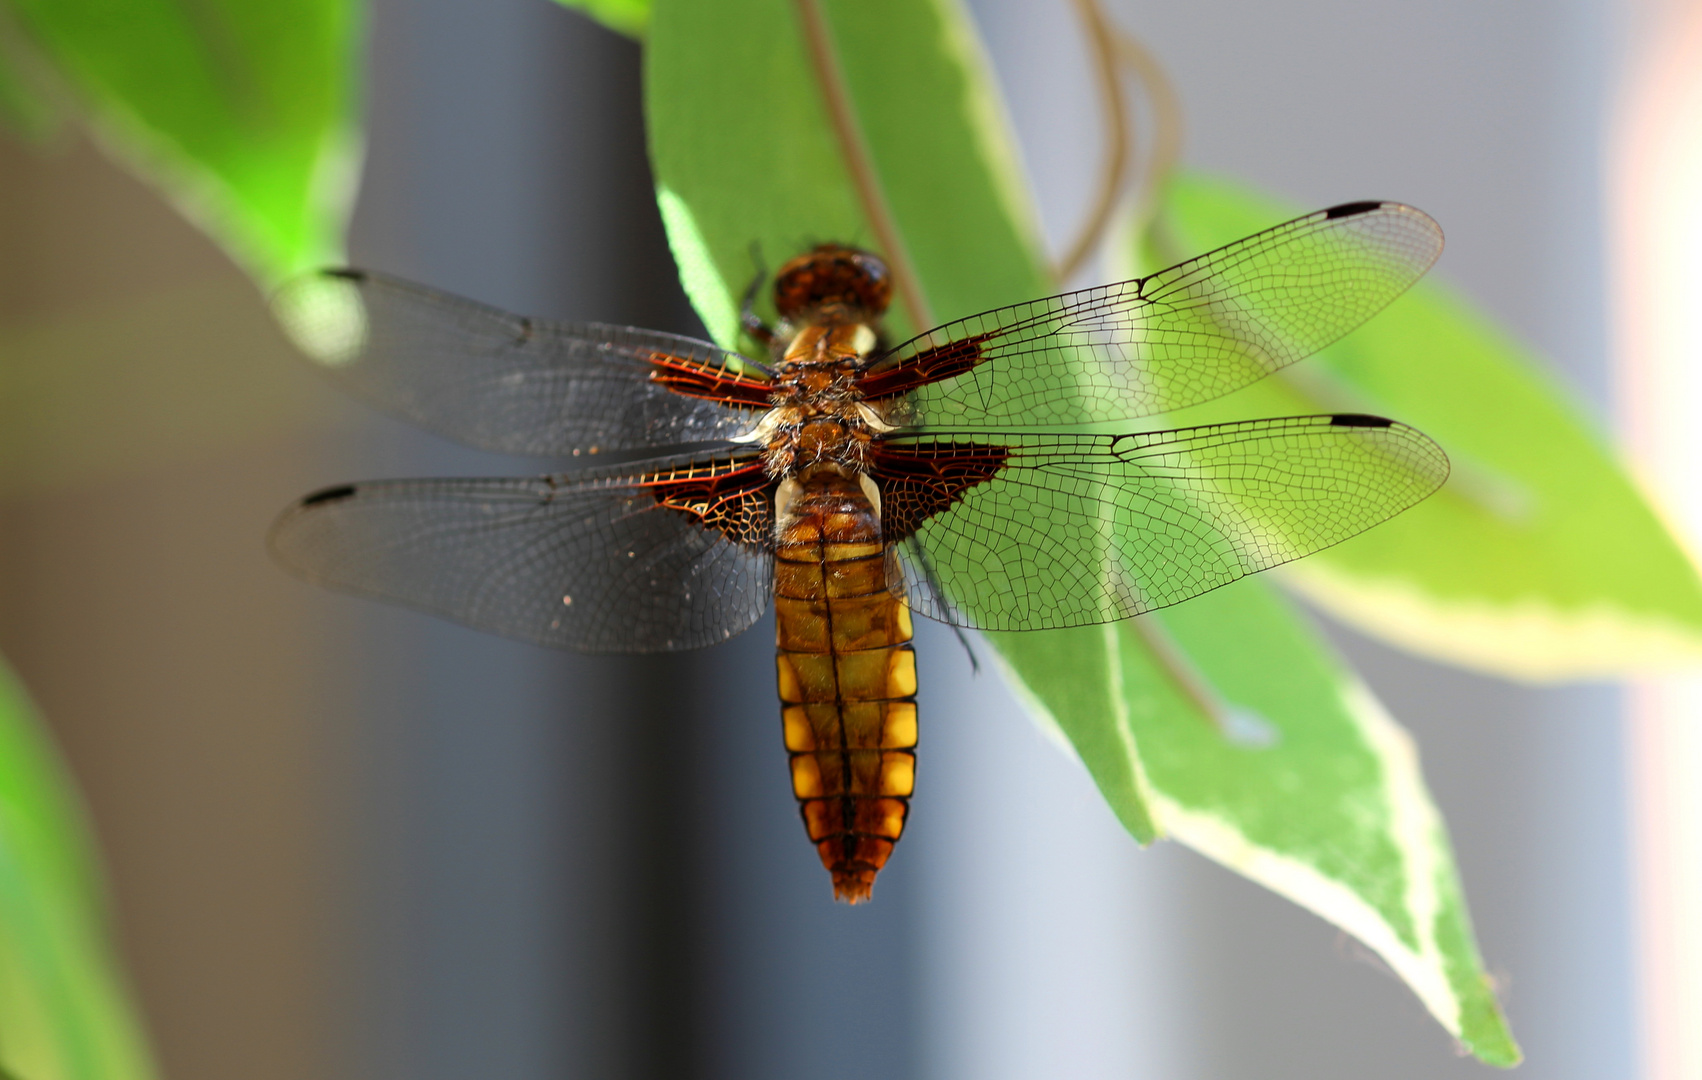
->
[[773, 472, 916, 904]]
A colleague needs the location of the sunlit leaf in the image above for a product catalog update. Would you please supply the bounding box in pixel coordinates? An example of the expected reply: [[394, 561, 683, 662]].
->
[[1142, 172, 1702, 680], [647, 0, 1049, 347], [1, 0, 362, 284], [645, 0, 1514, 1060], [0, 660, 157, 1080], [989, 584, 1520, 1066]]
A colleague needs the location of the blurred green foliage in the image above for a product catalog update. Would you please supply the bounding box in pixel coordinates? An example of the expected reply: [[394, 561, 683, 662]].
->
[[0, 664, 156, 1080], [0, 0, 364, 1075], [0, 0, 361, 283]]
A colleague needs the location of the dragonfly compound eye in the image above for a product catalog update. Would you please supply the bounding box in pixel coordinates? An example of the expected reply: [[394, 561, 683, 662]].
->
[[773, 244, 892, 322]]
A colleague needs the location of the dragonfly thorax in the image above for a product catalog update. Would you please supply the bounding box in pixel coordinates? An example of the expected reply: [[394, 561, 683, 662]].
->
[[779, 322, 880, 367], [755, 319, 896, 479]]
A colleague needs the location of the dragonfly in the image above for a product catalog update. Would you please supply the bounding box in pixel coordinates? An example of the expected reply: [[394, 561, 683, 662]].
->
[[270, 200, 1449, 903]]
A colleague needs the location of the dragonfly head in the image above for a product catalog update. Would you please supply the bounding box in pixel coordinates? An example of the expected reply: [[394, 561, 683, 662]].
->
[[774, 245, 891, 324]]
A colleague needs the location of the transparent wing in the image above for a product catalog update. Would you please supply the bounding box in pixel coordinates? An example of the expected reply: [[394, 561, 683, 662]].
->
[[867, 202, 1443, 430], [878, 415, 1447, 631], [269, 458, 776, 653], [272, 270, 771, 456]]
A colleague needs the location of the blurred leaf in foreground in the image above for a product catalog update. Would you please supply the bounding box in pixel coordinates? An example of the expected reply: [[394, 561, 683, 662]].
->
[[0, 660, 157, 1080], [645, 0, 1515, 1061], [1143, 172, 1702, 680], [0, 5, 66, 141], [0, 0, 362, 283]]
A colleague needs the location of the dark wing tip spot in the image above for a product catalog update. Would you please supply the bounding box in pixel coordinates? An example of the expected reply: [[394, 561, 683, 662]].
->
[[324, 268, 367, 282], [1330, 413, 1395, 428], [301, 483, 358, 507], [1325, 200, 1386, 220]]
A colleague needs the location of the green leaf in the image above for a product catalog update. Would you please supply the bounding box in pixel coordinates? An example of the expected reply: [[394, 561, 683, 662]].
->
[[550, 0, 650, 38], [646, 0, 1049, 347], [1142, 172, 1702, 680], [1, 0, 362, 284], [0, 659, 158, 1080], [645, 0, 1514, 1060], [992, 583, 1519, 1066]]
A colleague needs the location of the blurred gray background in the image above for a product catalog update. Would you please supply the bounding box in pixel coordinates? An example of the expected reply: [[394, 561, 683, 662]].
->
[[0, 0, 1635, 1077]]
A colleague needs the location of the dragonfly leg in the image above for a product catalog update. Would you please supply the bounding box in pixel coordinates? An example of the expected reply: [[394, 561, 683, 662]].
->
[[741, 244, 777, 350]]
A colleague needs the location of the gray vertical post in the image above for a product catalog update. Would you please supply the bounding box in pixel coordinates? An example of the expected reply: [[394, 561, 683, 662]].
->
[[345, 2, 701, 1077]]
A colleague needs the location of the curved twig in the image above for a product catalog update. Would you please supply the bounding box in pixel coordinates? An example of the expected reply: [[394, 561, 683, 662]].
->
[[1055, 0, 1132, 283], [1114, 26, 1184, 239], [1051, 0, 1186, 280]]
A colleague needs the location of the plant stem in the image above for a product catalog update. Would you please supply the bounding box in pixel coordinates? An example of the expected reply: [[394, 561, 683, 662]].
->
[[793, 0, 935, 330], [1130, 617, 1236, 737], [1114, 25, 1183, 237], [1056, 0, 1131, 282]]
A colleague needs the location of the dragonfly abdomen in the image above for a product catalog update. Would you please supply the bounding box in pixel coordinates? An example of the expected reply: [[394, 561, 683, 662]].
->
[[773, 468, 916, 904]]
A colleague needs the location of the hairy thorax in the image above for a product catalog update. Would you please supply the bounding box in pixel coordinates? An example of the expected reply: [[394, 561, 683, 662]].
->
[[756, 321, 896, 479]]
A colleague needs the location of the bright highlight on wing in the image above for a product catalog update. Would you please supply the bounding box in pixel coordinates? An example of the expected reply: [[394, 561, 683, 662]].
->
[[271, 270, 367, 368]]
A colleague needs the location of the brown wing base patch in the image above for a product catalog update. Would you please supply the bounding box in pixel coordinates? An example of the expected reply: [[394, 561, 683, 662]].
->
[[872, 442, 1009, 541], [647, 351, 775, 407], [858, 334, 988, 399], [642, 457, 775, 548]]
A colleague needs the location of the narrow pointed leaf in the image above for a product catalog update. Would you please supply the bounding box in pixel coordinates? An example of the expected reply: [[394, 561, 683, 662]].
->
[[2, 0, 362, 284], [645, 0, 1513, 1059], [1143, 172, 1702, 680]]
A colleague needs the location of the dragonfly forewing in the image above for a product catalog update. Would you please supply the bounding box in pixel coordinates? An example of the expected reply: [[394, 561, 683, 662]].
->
[[871, 202, 1444, 431], [273, 270, 770, 457]]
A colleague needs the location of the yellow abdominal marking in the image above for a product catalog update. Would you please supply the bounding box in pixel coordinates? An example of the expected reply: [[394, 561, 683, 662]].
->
[[771, 467, 917, 904]]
